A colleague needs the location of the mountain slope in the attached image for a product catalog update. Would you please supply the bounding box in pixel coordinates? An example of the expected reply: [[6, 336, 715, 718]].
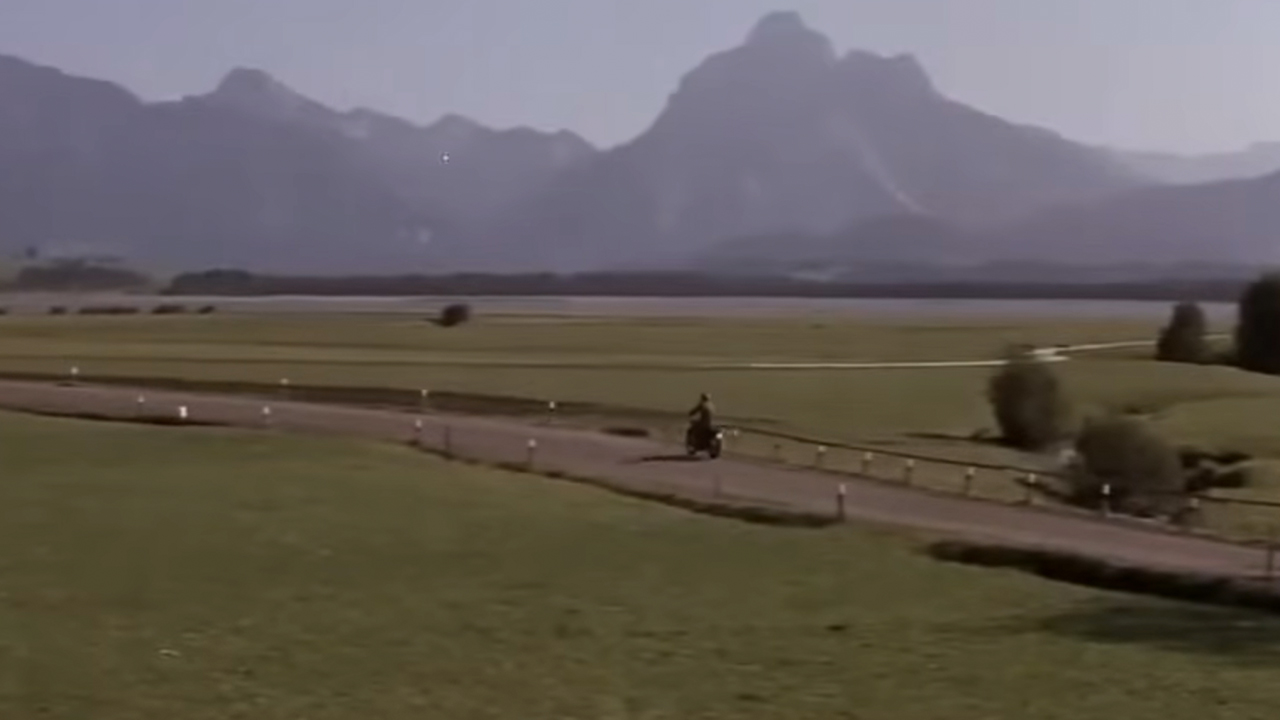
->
[[449, 11, 1145, 272], [0, 56, 438, 272], [1118, 142, 1280, 185], [988, 170, 1280, 265], [691, 215, 981, 275], [201, 69, 597, 224]]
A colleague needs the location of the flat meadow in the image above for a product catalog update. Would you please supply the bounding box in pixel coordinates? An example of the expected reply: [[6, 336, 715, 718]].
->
[[3, 411, 1280, 719], [0, 307, 1275, 453], [2, 303, 1280, 524]]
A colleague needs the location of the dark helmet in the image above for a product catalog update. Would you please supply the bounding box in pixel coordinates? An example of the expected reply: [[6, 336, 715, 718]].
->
[[699, 392, 711, 402]]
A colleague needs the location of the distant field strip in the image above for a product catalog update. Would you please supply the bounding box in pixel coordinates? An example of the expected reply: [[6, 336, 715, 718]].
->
[[0, 337, 1194, 372]]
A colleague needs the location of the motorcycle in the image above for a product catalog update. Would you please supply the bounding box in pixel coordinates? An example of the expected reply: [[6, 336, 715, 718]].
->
[[685, 423, 724, 459]]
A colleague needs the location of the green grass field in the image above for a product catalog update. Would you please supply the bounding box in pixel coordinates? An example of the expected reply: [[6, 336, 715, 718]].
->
[[3, 412, 1280, 719], [0, 311, 1274, 454], [4, 309, 1280, 511]]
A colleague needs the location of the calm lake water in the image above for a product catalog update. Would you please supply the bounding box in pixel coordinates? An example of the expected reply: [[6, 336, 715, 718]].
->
[[3, 294, 1234, 320]]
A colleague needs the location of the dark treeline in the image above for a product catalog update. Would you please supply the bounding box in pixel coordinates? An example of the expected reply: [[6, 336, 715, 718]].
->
[[7, 260, 151, 292], [164, 268, 1251, 302]]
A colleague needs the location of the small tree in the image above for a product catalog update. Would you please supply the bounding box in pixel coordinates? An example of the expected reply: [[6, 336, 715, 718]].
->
[[1069, 416, 1184, 515], [986, 348, 1073, 450], [1156, 301, 1208, 363], [1236, 273, 1280, 374], [437, 303, 472, 328]]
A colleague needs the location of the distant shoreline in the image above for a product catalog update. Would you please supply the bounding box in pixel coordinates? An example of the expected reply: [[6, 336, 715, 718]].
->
[[155, 270, 1252, 304]]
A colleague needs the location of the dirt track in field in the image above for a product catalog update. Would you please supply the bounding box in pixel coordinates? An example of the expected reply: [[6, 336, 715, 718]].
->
[[0, 378, 1269, 579]]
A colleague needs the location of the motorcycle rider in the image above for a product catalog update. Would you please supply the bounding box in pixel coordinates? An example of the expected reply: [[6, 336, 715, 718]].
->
[[687, 392, 716, 447]]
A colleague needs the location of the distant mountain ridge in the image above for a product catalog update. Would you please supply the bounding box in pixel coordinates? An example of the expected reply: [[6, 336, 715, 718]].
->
[[443, 11, 1147, 272], [1, 10, 1276, 275], [1116, 142, 1280, 185], [199, 68, 597, 224], [0, 55, 432, 272], [0, 55, 594, 272], [985, 169, 1280, 266]]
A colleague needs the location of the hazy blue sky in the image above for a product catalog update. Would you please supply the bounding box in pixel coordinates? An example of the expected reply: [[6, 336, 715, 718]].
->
[[2, 0, 1276, 153]]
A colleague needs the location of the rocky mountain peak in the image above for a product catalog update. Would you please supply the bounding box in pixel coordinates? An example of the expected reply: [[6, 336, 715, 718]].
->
[[741, 10, 836, 62], [837, 50, 936, 98], [207, 68, 319, 119]]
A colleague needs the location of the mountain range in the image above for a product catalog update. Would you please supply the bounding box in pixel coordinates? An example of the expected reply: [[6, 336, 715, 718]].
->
[[1116, 142, 1280, 185], [0, 10, 1277, 275]]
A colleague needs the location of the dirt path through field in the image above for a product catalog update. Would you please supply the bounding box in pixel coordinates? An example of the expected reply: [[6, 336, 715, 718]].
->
[[0, 378, 1267, 579]]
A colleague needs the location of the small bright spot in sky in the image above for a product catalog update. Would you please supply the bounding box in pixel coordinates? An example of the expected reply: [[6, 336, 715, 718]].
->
[[440, 153, 451, 164]]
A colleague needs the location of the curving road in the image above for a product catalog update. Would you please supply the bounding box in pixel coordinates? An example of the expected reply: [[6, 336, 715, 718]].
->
[[0, 378, 1268, 580]]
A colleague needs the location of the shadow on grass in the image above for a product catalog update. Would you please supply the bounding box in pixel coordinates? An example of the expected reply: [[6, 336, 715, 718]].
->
[[16, 408, 228, 428], [904, 430, 1006, 448], [999, 599, 1280, 665], [636, 454, 702, 464]]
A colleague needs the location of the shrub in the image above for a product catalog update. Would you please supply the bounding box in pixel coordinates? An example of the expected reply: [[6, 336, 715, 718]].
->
[[48, 306, 67, 315], [1156, 301, 1209, 363], [436, 303, 472, 328], [986, 347, 1073, 450], [1069, 416, 1184, 515], [77, 305, 139, 315], [1185, 464, 1252, 493], [151, 303, 188, 314], [1236, 273, 1280, 374], [197, 305, 217, 315]]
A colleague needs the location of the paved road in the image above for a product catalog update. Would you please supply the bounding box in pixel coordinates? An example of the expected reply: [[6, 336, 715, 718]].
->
[[0, 378, 1268, 579]]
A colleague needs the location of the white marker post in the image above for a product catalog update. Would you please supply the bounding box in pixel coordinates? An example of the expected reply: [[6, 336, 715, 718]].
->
[[1101, 484, 1113, 516], [69, 366, 80, 384], [1023, 473, 1038, 505], [836, 483, 848, 521], [1268, 527, 1278, 581], [861, 452, 873, 476], [413, 418, 424, 445], [135, 394, 146, 416], [525, 438, 538, 467], [903, 459, 916, 485], [963, 467, 976, 496], [816, 445, 827, 468], [177, 405, 189, 422], [261, 405, 272, 426]]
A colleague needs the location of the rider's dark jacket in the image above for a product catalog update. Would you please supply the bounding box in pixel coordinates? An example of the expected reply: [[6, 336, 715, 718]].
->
[[688, 399, 715, 429]]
